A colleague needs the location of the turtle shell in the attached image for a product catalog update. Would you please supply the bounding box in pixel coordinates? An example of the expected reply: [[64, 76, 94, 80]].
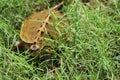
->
[[20, 10, 66, 44]]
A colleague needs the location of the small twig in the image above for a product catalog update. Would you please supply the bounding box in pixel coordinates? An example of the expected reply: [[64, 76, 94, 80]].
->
[[30, 1, 64, 51], [51, 1, 64, 10]]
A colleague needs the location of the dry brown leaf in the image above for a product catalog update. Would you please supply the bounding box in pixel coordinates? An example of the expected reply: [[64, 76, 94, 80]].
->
[[19, 1, 68, 53]]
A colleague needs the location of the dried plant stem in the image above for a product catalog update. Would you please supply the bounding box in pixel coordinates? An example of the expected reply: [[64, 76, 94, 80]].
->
[[51, 1, 64, 10], [30, 1, 64, 51]]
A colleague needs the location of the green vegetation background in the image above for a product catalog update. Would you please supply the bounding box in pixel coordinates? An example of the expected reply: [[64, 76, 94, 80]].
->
[[0, 0, 120, 80]]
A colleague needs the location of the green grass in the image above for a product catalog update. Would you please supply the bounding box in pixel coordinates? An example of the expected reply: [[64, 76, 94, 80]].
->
[[0, 0, 120, 80]]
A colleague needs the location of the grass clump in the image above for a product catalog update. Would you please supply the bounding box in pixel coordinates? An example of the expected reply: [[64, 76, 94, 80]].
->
[[0, 0, 120, 80]]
